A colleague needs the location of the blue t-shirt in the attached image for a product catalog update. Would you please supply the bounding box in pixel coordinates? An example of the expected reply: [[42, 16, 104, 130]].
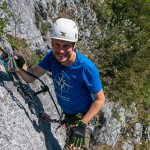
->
[[39, 49, 102, 115]]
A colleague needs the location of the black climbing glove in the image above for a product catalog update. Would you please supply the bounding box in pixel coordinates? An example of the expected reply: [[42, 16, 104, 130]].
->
[[15, 55, 25, 68], [70, 120, 87, 148]]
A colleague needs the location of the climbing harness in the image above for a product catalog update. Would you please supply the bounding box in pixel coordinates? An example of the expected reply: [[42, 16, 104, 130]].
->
[[0, 36, 61, 123]]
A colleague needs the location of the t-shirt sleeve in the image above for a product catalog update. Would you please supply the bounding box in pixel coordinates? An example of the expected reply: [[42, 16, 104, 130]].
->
[[83, 64, 103, 94], [38, 51, 52, 71]]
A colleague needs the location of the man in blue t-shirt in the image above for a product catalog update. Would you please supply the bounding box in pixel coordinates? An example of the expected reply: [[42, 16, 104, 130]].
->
[[16, 18, 105, 150]]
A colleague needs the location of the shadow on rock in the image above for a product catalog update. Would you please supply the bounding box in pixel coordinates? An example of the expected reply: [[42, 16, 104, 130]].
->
[[0, 71, 62, 150]]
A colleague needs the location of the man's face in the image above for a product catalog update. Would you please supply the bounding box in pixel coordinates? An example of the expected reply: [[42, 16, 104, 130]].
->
[[52, 39, 75, 63]]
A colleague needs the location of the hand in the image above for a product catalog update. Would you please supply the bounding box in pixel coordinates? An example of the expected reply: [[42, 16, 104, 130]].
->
[[14, 55, 25, 68], [70, 120, 87, 149]]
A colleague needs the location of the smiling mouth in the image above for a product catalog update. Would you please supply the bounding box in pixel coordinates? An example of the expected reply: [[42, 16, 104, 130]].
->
[[56, 51, 68, 57], [55, 53, 67, 60], [58, 54, 67, 58]]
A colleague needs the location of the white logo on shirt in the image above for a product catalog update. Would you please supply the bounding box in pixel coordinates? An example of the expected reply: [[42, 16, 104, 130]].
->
[[54, 71, 72, 94]]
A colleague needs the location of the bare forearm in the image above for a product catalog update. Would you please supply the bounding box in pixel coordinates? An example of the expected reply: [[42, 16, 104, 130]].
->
[[82, 90, 105, 124], [17, 65, 36, 83], [82, 100, 104, 124]]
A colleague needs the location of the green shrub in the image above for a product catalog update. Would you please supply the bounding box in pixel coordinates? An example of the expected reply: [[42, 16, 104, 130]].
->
[[89, 0, 150, 108], [0, 1, 12, 35]]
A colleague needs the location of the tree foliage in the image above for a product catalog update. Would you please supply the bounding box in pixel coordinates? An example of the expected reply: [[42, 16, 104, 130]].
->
[[88, 1, 150, 148], [90, 0, 150, 109]]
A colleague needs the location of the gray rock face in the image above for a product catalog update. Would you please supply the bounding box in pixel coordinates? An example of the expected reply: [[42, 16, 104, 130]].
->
[[6, 0, 99, 51], [92, 101, 149, 149], [0, 64, 65, 150], [93, 102, 124, 146], [7, 0, 46, 51]]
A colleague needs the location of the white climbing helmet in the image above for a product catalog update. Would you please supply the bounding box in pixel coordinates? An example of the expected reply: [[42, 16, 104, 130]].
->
[[51, 18, 78, 42]]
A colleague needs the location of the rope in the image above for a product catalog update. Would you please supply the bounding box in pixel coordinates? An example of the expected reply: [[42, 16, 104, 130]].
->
[[20, 68, 61, 117], [0, 36, 61, 120]]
